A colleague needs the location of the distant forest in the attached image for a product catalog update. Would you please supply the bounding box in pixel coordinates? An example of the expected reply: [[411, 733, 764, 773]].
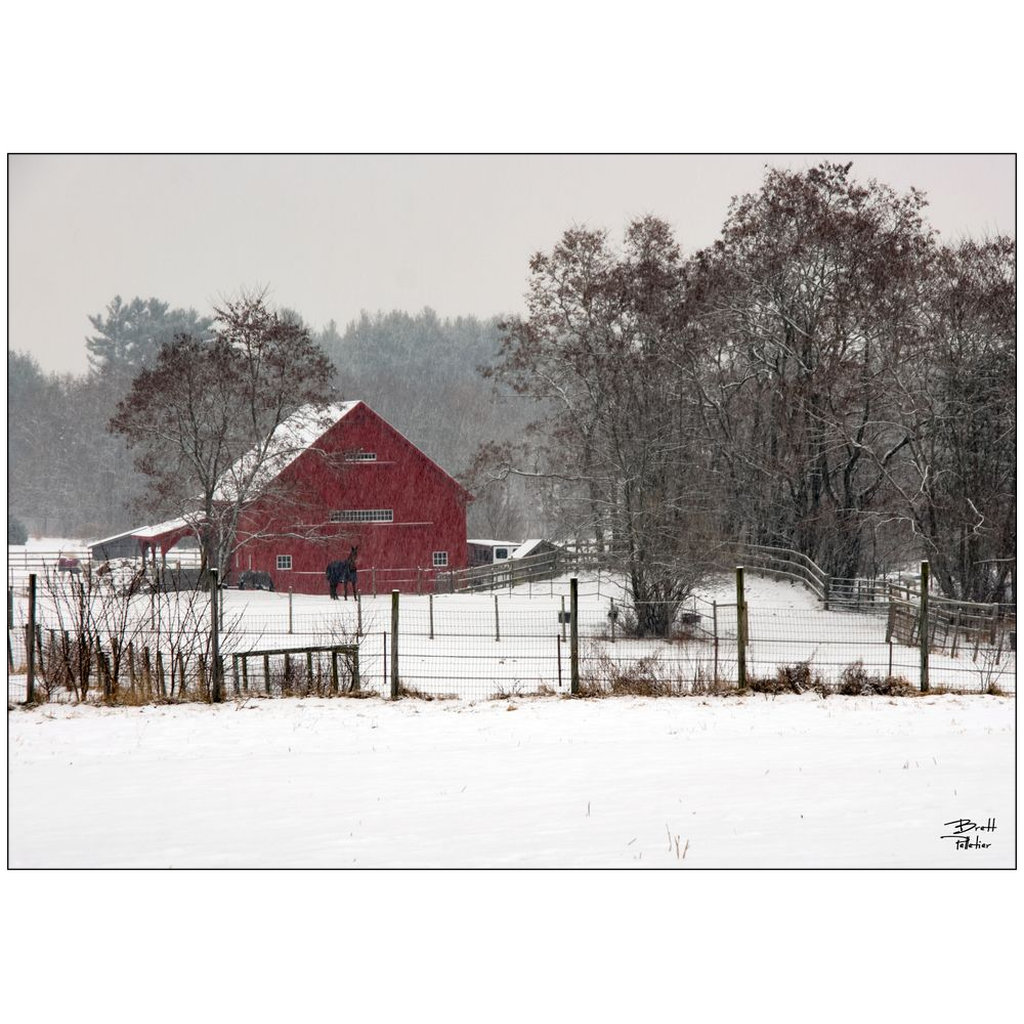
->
[[8, 303, 536, 543]]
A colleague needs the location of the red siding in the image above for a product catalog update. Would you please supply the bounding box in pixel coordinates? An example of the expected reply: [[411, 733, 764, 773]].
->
[[233, 402, 470, 594]]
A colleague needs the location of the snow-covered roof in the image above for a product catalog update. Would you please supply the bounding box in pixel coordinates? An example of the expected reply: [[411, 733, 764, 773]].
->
[[89, 517, 195, 547], [131, 517, 195, 540], [468, 539, 520, 549], [214, 402, 358, 501], [512, 539, 547, 559]]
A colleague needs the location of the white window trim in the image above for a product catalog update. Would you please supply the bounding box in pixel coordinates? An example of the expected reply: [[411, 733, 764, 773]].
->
[[330, 509, 394, 523], [276, 554, 292, 570], [432, 551, 448, 567]]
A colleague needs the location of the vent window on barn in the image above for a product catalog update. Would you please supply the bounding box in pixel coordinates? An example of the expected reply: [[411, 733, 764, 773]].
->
[[276, 554, 292, 570], [433, 551, 448, 567], [330, 509, 394, 523], [344, 451, 377, 461]]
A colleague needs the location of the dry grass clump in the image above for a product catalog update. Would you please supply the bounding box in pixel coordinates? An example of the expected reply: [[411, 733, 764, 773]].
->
[[750, 661, 824, 695], [578, 652, 700, 697], [836, 661, 916, 696], [397, 684, 458, 701]]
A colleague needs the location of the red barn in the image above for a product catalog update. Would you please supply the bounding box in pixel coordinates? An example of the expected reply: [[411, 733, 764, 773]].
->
[[231, 401, 472, 594]]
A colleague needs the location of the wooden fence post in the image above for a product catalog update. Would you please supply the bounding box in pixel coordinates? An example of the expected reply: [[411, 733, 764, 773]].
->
[[210, 568, 222, 702], [25, 573, 36, 702], [390, 590, 400, 700], [919, 561, 929, 692], [736, 566, 747, 689], [712, 600, 719, 681], [569, 577, 579, 695], [35, 624, 45, 679]]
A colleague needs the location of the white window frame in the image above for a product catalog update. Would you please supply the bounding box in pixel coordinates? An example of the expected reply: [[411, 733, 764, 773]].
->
[[432, 551, 448, 567], [344, 451, 377, 462], [331, 509, 394, 523], [276, 554, 292, 570]]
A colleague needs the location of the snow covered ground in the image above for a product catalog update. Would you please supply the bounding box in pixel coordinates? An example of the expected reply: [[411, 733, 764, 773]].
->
[[8, 691, 1014, 868]]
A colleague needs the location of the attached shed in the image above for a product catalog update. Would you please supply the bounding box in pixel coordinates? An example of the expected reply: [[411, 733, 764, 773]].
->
[[90, 517, 196, 564]]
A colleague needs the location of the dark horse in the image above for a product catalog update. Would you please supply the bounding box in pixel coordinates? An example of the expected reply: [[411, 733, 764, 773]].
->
[[326, 547, 359, 600]]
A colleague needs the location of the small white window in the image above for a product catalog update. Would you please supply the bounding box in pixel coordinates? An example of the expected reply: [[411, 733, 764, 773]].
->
[[433, 551, 448, 567], [345, 451, 377, 462], [494, 548, 509, 560], [276, 555, 292, 570]]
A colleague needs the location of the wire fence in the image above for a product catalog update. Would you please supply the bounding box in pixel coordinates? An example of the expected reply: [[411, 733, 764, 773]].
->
[[8, 567, 1016, 704]]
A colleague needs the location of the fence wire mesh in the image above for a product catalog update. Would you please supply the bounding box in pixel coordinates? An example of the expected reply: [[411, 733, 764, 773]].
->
[[7, 570, 1016, 704]]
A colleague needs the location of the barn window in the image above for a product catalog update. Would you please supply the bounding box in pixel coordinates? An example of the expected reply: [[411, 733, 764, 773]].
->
[[331, 509, 393, 523], [276, 554, 292, 570], [433, 551, 448, 567], [344, 451, 377, 461]]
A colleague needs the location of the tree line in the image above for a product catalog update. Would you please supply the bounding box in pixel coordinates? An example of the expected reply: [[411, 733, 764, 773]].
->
[[483, 163, 1015, 609]]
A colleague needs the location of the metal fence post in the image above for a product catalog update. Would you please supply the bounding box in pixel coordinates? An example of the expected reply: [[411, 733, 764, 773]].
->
[[569, 577, 579, 695], [494, 594, 500, 642], [390, 590, 400, 699], [429, 593, 434, 640], [357, 593, 363, 636], [920, 560, 929, 692], [26, 573, 36, 702], [736, 566, 747, 688], [561, 595, 567, 641], [288, 587, 293, 634], [210, 568, 222, 702]]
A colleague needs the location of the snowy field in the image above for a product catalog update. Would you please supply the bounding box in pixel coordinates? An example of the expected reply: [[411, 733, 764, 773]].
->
[[8, 691, 1014, 867]]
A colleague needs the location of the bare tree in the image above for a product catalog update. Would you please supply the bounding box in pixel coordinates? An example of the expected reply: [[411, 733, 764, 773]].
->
[[486, 217, 720, 634], [689, 162, 933, 579], [109, 289, 337, 577], [874, 237, 1016, 601]]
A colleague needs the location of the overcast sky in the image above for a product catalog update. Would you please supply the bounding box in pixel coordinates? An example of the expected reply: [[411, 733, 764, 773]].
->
[[8, 154, 1015, 374]]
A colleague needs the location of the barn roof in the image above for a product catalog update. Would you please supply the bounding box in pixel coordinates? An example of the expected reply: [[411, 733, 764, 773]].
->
[[214, 401, 359, 501], [216, 399, 472, 502]]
